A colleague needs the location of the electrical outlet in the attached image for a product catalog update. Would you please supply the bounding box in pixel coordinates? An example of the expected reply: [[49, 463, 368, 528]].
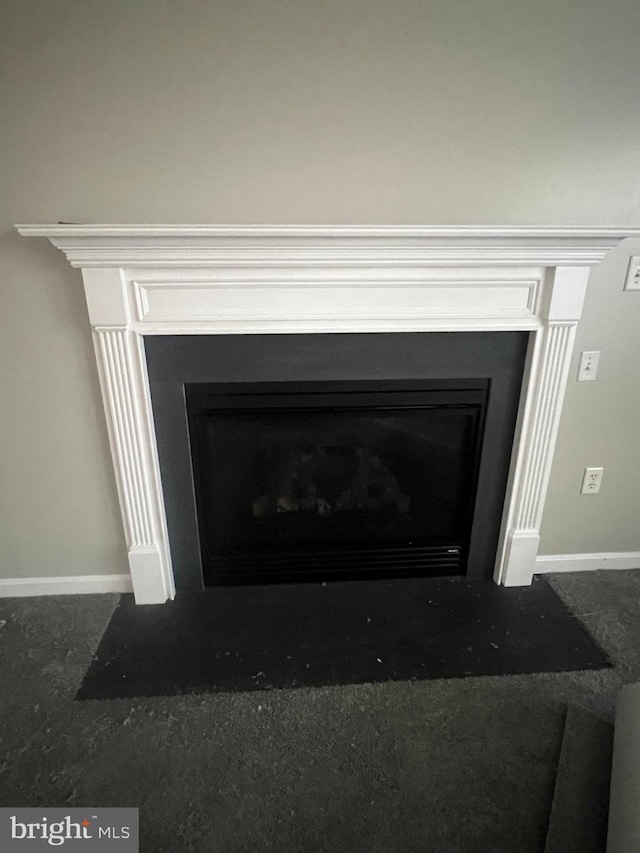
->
[[581, 467, 603, 494], [624, 256, 640, 291], [578, 351, 600, 381]]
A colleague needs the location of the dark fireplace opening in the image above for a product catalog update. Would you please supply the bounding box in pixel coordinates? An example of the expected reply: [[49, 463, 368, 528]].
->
[[186, 380, 488, 585]]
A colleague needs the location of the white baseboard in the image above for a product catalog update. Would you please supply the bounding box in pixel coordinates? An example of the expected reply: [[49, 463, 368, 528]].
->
[[535, 552, 640, 574], [0, 574, 133, 598]]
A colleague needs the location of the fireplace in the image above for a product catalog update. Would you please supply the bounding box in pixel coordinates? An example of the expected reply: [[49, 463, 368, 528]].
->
[[145, 331, 526, 591], [186, 379, 487, 585], [17, 224, 620, 604]]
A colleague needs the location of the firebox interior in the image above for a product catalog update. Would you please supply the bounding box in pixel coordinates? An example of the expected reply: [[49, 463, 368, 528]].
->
[[186, 380, 487, 585]]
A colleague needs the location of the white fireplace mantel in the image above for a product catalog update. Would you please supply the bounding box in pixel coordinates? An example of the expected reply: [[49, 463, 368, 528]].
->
[[17, 224, 640, 604]]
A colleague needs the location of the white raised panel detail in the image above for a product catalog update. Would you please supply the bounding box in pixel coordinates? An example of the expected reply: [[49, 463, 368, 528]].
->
[[17, 225, 635, 601], [94, 327, 174, 604], [82, 268, 129, 326], [516, 322, 576, 531], [133, 280, 537, 326], [496, 319, 578, 585], [128, 547, 171, 606], [547, 266, 590, 321], [95, 329, 154, 547], [501, 531, 540, 587]]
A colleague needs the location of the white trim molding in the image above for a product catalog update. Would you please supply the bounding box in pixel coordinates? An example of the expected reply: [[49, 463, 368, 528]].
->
[[0, 574, 133, 598], [536, 552, 640, 574], [15, 224, 640, 268], [16, 225, 640, 604]]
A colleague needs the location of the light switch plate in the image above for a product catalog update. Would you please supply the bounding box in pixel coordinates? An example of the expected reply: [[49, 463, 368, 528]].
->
[[624, 256, 640, 291], [578, 350, 600, 381]]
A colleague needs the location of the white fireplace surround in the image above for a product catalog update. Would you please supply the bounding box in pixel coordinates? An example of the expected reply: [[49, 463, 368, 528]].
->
[[17, 225, 640, 604]]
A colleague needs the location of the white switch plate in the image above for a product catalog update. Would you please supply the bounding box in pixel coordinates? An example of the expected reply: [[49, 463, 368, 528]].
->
[[624, 256, 640, 291], [578, 350, 600, 381], [581, 467, 603, 494]]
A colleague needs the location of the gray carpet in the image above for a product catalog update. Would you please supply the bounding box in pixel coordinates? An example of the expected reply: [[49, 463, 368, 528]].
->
[[1, 570, 638, 853]]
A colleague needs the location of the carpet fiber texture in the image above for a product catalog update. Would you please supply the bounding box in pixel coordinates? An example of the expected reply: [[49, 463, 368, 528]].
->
[[1, 569, 638, 852]]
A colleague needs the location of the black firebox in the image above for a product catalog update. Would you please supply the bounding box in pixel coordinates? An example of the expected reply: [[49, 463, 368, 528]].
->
[[186, 380, 487, 585]]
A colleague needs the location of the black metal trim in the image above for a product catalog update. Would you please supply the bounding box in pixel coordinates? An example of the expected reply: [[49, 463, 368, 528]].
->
[[209, 544, 464, 585], [145, 332, 528, 589]]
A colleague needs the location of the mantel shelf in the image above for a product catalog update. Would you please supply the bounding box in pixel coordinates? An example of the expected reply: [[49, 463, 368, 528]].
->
[[15, 224, 640, 268]]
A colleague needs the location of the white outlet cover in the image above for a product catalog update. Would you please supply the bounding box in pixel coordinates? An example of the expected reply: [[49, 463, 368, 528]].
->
[[624, 256, 640, 291], [581, 466, 604, 494]]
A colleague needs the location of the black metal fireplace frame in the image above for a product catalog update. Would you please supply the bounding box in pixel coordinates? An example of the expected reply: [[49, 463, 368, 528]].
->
[[146, 332, 528, 591]]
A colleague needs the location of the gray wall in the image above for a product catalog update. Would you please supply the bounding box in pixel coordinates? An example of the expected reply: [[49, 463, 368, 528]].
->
[[2, 0, 640, 578]]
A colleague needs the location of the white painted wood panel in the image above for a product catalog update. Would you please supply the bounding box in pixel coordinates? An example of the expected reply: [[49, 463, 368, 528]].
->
[[133, 280, 536, 325], [92, 322, 174, 604]]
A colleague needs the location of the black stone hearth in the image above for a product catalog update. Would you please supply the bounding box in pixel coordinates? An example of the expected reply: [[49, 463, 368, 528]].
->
[[76, 577, 611, 700], [146, 333, 528, 591]]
